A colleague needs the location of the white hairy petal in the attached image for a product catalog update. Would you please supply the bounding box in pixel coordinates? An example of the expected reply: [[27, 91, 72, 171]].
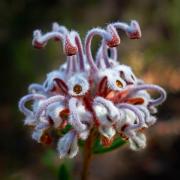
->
[[59, 62, 67, 72], [129, 132, 146, 151], [32, 129, 44, 143], [146, 116, 157, 127], [116, 109, 137, 130], [47, 102, 65, 128], [79, 130, 90, 140], [93, 97, 121, 126], [57, 131, 79, 158], [32, 99, 44, 112], [98, 69, 126, 91], [43, 70, 65, 91], [93, 103, 111, 126], [115, 64, 137, 84], [76, 103, 92, 126], [24, 114, 37, 126]]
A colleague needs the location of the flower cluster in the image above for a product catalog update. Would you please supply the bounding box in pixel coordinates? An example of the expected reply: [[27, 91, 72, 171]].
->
[[19, 20, 166, 158]]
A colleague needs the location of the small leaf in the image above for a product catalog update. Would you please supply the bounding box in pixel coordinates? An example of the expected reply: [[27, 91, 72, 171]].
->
[[58, 163, 71, 180], [93, 137, 125, 154], [61, 124, 72, 134]]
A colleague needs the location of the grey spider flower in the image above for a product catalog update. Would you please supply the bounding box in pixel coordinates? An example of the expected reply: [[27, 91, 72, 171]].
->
[[19, 20, 166, 158]]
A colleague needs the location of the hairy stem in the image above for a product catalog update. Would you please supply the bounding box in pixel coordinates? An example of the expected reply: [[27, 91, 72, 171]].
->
[[81, 129, 95, 180]]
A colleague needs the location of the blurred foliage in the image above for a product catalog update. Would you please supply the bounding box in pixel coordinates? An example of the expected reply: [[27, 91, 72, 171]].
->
[[58, 163, 71, 180], [0, 0, 180, 179]]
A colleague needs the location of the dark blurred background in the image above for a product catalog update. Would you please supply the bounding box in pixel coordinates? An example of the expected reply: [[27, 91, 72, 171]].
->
[[0, 0, 180, 179]]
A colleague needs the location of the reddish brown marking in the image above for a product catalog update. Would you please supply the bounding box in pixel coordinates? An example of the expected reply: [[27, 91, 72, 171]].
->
[[101, 136, 114, 147], [83, 94, 100, 126], [128, 31, 141, 39], [40, 133, 52, 144], [119, 132, 129, 141], [54, 78, 68, 95], [105, 90, 116, 99], [50, 85, 57, 92], [106, 35, 120, 47], [138, 127, 146, 133], [59, 120, 68, 129], [121, 124, 129, 132], [48, 116, 54, 125], [60, 108, 70, 120], [106, 89, 129, 103], [97, 77, 108, 97], [125, 97, 144, 105]]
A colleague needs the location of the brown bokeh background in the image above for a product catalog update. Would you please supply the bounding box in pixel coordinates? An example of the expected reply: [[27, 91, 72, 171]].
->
[[0, 0, 180, 179]]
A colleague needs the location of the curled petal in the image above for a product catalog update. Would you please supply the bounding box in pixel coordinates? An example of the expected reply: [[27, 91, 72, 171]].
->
[[68, 98, 87, 132], [71, 31, 85, 71], [18, 94, 46, 116], [85, 27, 117, 73], [93, 103, 111, 126], [46, 102, 66, 128], [28, 83, 45, 94], [35, 95, 65, 120], [93, 97, 121, 125], [32, 29, 78, 56], [43, 70, 65, 92], [117, 103, 144, 132], [112, 20, 141, 39], [24, 115, 36, 126], [52, 22, 69, 35], [136, 105, 156, 127], [128, 84, 167, 107], [32, 30, 64, 48]]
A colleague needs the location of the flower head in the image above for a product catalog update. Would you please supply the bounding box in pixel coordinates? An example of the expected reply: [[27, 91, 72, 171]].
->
[[19, 20, 167, 158]]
